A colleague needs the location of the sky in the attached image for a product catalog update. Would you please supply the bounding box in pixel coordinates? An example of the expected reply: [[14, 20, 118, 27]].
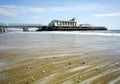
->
[[0, 0, 120, 30]]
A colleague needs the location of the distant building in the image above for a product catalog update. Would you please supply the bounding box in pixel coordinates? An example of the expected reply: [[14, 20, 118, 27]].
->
[[49, 17, 79, 27]]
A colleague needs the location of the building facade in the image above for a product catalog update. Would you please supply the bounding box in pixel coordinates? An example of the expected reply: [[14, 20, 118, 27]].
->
[[49, 17, 79, 27]]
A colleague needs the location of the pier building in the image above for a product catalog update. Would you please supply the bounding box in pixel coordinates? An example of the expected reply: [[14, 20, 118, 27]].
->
[[47, 18, 107, 31], [49, 17, 79, 27]]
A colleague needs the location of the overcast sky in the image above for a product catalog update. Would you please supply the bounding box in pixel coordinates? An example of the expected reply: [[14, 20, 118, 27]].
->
[[0, 0, 120, 29]]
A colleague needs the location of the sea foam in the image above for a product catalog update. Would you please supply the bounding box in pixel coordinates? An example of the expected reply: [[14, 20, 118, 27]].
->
[[47, 31, 120, 37]]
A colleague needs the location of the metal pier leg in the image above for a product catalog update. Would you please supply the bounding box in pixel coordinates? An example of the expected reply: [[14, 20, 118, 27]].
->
[[0, 28, 6, 33], [23, 28, 29, 32]]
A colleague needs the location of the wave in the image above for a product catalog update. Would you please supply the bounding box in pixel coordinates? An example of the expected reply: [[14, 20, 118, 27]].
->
[[47, 31, 120, 37], [2, 30, 120, 37]]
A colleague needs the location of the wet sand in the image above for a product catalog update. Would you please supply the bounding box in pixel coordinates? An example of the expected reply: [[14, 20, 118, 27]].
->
[[0, 32, 120, 84]]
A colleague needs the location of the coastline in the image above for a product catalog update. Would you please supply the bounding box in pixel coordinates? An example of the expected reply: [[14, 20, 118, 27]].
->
[[0, 32, 120, 84]]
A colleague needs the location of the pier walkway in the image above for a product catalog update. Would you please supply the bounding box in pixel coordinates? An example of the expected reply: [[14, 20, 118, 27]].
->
[[0, 23, 43, 33]]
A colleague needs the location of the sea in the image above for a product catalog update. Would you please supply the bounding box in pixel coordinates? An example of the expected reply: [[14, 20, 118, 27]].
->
[[0, 29, 120, 83], [4, 28, 120, 37]]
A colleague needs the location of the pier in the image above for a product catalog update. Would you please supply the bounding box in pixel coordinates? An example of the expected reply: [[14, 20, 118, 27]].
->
[[46, 26, 107, 31], [0, 18, 107, 33], [0, 23, 43, 33], [0, 24, 107, 33]]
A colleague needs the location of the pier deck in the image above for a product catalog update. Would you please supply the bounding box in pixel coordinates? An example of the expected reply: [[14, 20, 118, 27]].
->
[[0, 25, 107, 33]]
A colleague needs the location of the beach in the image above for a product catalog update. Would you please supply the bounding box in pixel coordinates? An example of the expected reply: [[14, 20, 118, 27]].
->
[[0, 31, 120, 84]]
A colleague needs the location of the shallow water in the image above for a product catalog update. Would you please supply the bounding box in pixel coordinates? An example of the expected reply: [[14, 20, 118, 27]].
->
[[0, 32, 120, 84]]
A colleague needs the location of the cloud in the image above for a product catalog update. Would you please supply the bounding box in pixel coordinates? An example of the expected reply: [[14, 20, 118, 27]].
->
[[0, 5, 28, 18], [30, 8, 46, 12], [0, 4, 105, 18], [0, 5, 18, 17], [30, 4, 101, 13], [0, 5, 16, 8], [0, 8, 16, 17], [94, 13, 120, 17], [34, 16, 42, 19]]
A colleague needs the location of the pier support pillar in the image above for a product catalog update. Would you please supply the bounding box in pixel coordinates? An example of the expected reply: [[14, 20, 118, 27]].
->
[[36, 27, 42, 31], [23, 28, 29, 32], [0, 28, 6, 33]]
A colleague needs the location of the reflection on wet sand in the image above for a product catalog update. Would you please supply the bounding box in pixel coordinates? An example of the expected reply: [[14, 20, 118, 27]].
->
[[0, 32, 120, 84]]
